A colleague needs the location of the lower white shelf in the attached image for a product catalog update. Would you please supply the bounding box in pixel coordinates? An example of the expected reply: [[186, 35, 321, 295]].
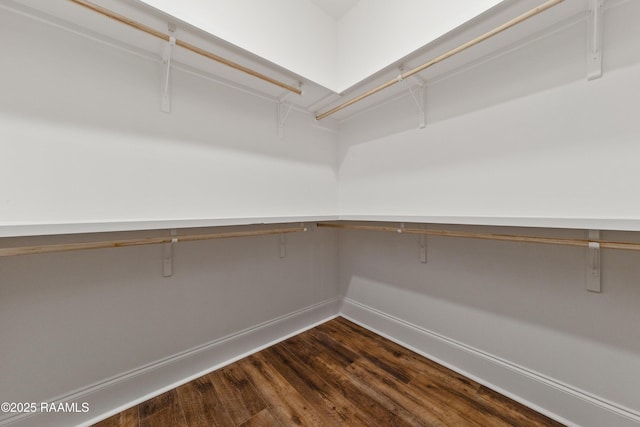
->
[[0, 216, 340, 238], [339, 215, 640, 232], [2, 214, 640, 239]]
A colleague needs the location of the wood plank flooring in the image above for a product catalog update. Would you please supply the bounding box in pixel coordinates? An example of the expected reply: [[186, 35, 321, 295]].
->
[[93, 317, 563, 426]]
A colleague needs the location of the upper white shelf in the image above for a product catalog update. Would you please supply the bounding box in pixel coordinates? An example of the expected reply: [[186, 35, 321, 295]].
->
[[2, 215, 640, 238]]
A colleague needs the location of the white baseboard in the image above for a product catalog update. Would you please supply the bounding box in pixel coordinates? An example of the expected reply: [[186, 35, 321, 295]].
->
[[5, 296, 639, 427], [2, 297, 341, 427], [340, 297, 640, 427]]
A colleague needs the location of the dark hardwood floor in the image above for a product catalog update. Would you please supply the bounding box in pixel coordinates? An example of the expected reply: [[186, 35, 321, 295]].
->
[[93, 317, 563, 426]]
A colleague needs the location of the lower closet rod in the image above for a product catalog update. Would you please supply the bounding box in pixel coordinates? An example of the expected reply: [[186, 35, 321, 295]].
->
[[317, 223, 640, 252], [0, 226, 305, 257]]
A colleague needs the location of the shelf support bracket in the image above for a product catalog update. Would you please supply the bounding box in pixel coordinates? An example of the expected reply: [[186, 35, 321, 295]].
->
[[586, 230, 601, 292], [276, 85, 301, 138], [161, 25, 176, 113], [587, 0, 603, 81], [278, 233, 287, 258], [399, 69, 427, 129], [162, 229, 177, 277], [408, 75, 426, 129], [419, 234, 427, 263], [277, 97, 294, 139]]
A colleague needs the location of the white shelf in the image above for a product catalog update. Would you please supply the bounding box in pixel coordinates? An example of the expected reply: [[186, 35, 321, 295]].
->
[[338, 215, 640, 232], [0, 216, 340, 238], [3, 215, 640, 238]]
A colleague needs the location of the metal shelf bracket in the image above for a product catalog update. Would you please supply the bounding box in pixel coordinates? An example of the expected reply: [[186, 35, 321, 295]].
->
[[279, 233, 287, 258], [419, 234, 427, 264], [586, 230, 601, 292], [277, 84, 301, 138], [161, 25, 176, 113], [398, 68, 427, 129], [277, 97, 294, 138], [409, 75, 426, 129], [587, 0, 604, 81], [162, 229, 178, 277]]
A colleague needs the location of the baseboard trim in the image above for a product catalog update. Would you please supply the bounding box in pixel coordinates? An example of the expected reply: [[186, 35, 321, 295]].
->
[[6, 296, 639, 427], [340, 297, 640, 427], [2, 297, 341, 427]]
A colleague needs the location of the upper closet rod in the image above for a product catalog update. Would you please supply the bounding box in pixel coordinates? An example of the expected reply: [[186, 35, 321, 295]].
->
[[316, 0, 564, 120], [69, 0, 302, 95]]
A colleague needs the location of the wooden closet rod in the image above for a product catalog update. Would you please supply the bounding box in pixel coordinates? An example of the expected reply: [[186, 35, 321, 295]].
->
[[0, 226, 305, 257], [317, 223, 640, 252], [68, 0, 302, 95], [315, 0, 564, 120]]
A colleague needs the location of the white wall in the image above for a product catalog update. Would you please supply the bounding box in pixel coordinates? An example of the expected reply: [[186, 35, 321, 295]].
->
[[339, 64, 640, 220], [3, 1, 640, 426], [337, 1, 640, 425], [336, 0, 502, 91], [0, 7, 340, 426], [136, 0, 503, 92], [0, 7, 338, 228], [338, 0, 640, 221], [137, 0, 338, 90], [339, 226, 640, 425], [0, 226, 339, 424]]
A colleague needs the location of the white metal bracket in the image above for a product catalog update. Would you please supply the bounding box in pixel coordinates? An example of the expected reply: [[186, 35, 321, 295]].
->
[[587, 0, 603, 81], [161, 24, 176, 113], [276, 84, 301, 138], [398, 67, 426, 129], [398, 67, 427, 128], [162, 229, 177, 277], [408, 75, 426, 129], [586, 230, 601, 292], [278, 233, 287, 258], [277, 97, 294, 138], [419, 234, 427, 263]]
